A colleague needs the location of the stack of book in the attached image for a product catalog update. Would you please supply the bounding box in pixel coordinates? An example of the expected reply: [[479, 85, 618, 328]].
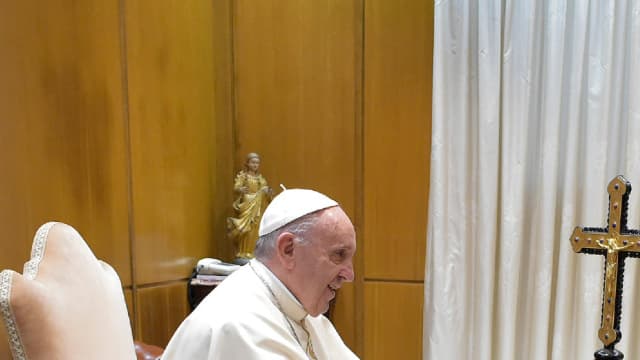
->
[[190, 258, 241, 286]]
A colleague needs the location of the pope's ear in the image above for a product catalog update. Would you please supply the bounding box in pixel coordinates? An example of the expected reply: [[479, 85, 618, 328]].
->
[[275, 232, 296, 269]]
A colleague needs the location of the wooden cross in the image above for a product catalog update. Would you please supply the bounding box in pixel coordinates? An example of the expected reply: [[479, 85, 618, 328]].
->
[[570, 175, 640, 358]]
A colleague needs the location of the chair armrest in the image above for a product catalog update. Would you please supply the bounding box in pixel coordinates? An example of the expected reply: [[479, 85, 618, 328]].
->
[[134, 340, 164, 360]]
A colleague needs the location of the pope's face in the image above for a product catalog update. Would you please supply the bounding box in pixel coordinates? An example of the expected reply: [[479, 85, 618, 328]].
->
[[291, 207, 356, 316]]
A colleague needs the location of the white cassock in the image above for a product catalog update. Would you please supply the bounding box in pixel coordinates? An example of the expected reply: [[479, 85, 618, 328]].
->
[[162, 259, 359, 360]]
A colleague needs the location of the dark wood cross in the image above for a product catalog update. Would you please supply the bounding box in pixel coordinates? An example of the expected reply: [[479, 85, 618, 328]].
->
[[570, 175, 640, 360]]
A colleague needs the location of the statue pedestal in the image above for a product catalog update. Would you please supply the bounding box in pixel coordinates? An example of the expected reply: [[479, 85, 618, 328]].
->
[[595, 348, 624, 360]]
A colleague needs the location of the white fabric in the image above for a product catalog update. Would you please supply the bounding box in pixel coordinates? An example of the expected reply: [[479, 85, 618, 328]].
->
[[425, 1, 640, 359], [163, 259, 357, 360], [259, 189, 338, 236]]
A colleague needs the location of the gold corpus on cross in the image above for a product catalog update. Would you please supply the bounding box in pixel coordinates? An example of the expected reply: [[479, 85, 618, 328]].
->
[[570, 175, 640, 347]]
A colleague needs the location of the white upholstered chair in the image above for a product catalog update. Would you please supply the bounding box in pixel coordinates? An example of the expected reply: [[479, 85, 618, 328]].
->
[[0, 222, 137, 359]]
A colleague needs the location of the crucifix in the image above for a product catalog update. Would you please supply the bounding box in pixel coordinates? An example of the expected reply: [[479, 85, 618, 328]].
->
[[570, 175, 640, 360]]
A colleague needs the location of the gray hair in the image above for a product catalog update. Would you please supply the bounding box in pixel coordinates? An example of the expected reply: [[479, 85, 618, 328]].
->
[[254, 211, 321, 260]]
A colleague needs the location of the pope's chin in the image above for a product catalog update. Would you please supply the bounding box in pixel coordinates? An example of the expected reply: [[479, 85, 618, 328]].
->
[[308, 287, 336, 317]]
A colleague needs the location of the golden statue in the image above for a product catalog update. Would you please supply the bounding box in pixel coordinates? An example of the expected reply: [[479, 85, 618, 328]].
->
[[227, 153, 273, 263]]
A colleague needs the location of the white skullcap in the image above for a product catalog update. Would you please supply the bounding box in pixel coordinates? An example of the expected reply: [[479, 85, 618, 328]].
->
[[259, 188, 339, 236]]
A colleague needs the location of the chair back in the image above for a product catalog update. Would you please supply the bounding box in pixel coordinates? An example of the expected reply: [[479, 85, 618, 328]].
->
[[0, 222, 136, 359]]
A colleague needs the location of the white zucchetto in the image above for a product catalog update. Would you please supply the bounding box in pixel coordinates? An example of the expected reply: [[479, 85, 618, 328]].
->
[[258, 189, 339, 236]]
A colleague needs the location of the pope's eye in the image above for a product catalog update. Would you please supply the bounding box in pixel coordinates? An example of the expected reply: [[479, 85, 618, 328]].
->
[[331, 249, 346, 263]]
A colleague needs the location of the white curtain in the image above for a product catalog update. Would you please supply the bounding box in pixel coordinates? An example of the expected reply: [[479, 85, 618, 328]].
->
[[424, 1, 640, 359]]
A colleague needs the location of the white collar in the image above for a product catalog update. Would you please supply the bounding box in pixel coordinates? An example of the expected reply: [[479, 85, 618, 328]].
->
[[250, 259, 308, 322]]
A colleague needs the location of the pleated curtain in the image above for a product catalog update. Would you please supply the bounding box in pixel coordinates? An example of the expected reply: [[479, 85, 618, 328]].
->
[[424, 1, 640, 359]]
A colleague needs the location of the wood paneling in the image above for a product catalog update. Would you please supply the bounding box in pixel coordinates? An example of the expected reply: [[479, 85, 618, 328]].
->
[[0, 0, 230, 355], [333, 283, 356, 350], [136, 283, 191, 348], [233, 0, 358, 213], [0, 1, 131, 284], [0, 0, 230, 354], [233, 0, 361, 351], [364, 281, 424, 360], [212, 0, 237, 262], [0, 1, 435, 358], [125, 0, 217, 284], [363, 0, 432, 281]]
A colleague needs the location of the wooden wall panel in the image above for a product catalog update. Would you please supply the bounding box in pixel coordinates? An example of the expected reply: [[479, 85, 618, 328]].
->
[[0, 1, 132, 284], [233, 0, 361, 352], [212, 0, 237, 262], [233, 0, 358, 213], [136, 283, 190, 347], [125, 0, 217, 284], [364, 282, 424, 360], [363, 0, 432, 281], [0, 1, 435, 358], [332, 282, 357, 348]]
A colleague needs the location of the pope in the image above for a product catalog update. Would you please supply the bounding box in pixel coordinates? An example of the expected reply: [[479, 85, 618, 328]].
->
[[162, 188, 359, 359]]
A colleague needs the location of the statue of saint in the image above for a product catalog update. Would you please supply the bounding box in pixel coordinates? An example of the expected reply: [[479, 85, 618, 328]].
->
[[227, 152, 273, 263]]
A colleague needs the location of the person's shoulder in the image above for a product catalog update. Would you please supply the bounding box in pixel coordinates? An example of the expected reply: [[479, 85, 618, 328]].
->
[[193, 265, 274, 319], [191, 293, 284, 340]]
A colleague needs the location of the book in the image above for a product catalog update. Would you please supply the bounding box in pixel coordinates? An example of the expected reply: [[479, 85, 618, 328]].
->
[[196, 274, 227, 282], [190, 278, 223, 286], [196, 258, 241, 275]]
